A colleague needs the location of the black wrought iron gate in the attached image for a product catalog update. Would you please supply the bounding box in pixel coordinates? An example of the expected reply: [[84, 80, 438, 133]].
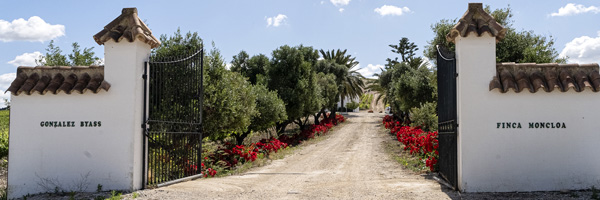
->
[[436, 45, 458, 189], [143, 48, 204, 187]]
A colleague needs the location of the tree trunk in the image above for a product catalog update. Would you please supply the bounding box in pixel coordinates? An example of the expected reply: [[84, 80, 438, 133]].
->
[[330, 107, 337, 120], [341, 96, 345, 113], [235, 130, 251, 145], [294, 118, 304, 130], [276, 122, 289, 136], [303, 116, 310, 127], [314, 108, 325, 125]]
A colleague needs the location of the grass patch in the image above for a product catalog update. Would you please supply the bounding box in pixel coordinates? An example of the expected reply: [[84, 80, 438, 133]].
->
[[380, 127, 428, 173]]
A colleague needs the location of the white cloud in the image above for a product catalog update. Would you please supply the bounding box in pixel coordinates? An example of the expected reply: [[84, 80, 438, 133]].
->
[[0, 73, 16, 102], [422, 57, 435, 69], [357, 64, 384, 79], [320, 1, 325, 5], [374, 5, 411, 16], [266, 14, 288, 27], [330, 0, 350, 7], [550, 3, 600, 17], [0, 73, 15, 90], [339, 8, 345, 13], [8, 51, 42, 67], [0, 16, 65, 42], [559, 32, 600, 64]]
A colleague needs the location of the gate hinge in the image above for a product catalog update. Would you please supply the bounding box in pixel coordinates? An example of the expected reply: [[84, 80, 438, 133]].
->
[[455, 73, 458, 78], [142, 74, 148, 80]]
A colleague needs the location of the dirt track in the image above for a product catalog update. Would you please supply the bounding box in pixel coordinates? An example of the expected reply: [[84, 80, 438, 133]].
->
[[134, 112, 455, 199]]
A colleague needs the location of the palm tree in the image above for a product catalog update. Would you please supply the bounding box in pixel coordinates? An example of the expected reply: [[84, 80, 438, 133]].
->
[[366, 77, 386, 106], [320, 49, 365, 114]]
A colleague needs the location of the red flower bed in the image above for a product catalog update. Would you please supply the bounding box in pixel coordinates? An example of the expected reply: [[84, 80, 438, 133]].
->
[[383, 115, 438, 172], [278, 114, 345, 146], [203, 114, 346, 177]]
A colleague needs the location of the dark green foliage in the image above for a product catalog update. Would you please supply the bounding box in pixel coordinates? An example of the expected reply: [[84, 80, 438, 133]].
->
[[424, 5, 566, 64], [68, 43, 98, 66], [37, 40, 68, 66], [37, 40, 99, 66], [410, 102, 438, 132], [230, 50, 289, 143], [390, 63, 435, 112], [149, 29, 204, 133], [423, 19, 456, 64], [312, 72, 338, 124], [235, 84, 287, 144], [390, 38, 418, 63], [230, 50, 249, 72], [313, 59, 348, 86], [379, 38, 435, 114], [313, 59, 345, 112], [153, 29, 258, 140], [377, 37, 437, 126], [496, 30, 566, 63], [267, 45, 321, 131], [316, 72, 339, 112], [231, 51, 270, 85], [153, 28, 203, 57], [249, 84, 287, 132], [202, 46, 257, 140]]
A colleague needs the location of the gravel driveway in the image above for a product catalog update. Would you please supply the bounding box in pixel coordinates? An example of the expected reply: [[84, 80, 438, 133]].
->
[[131, 112, 456, 199]]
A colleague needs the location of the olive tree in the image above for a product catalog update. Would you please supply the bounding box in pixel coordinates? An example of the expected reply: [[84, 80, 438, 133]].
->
[[267, 45, 321, 133]]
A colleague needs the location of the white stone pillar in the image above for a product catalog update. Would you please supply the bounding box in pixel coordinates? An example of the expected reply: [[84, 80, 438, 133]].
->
[[102, 39, 150, 191], [447, 3, 506, 192]]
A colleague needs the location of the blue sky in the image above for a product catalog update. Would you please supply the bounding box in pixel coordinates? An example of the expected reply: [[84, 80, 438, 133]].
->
[[1, 0, 599, 100]]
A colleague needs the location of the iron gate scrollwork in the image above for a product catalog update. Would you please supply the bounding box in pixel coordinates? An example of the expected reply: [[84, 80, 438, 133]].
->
[[436, 45, 458, 189], [143, 48, 204, 187]]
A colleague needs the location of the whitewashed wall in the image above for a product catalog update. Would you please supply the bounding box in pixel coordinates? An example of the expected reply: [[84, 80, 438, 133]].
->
[[7, 40, 150, 198], [455, 33, 600, 192]]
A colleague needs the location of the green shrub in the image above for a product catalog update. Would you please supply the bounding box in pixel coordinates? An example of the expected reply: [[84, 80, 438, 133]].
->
[[345, 101, 359, 111], [410, 102, 438, 132], [0, 110, 8, 158]]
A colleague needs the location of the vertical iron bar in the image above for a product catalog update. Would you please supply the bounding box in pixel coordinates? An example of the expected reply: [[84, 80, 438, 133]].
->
[[142, 61, 148, 188], [198, 49, 204, 175]]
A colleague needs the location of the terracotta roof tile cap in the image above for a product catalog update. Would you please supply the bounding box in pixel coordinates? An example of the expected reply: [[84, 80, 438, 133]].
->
[[6, 66, 110, 96], [491, 62, 600, 93], [447, 3, 507, 43], [93, 7, 160, 49]]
